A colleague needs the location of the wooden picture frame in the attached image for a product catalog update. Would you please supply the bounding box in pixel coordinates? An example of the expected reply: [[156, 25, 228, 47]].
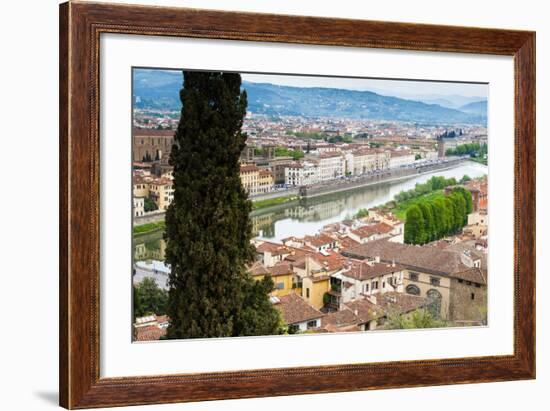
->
[[59, 1, 535, 408]]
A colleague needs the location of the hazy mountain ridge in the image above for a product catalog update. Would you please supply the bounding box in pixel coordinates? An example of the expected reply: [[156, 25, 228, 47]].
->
[[458, 100, 488, 116], [133, 70, 487, 124]]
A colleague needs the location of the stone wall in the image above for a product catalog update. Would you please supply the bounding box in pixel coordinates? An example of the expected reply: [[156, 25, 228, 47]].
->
[[448, 278, 488, 324]]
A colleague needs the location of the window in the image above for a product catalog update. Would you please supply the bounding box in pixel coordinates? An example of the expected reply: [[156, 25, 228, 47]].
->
[[372, 281, 378, 290], [307, 320, 318, 329], [475, 283, 481, 288], [458, 279, 464, 283], [427, 289, 443, 318], [382, 281, 385, 288], [276, 282, 285, 290], [364, 283, 369, 292], [471, 293, 475, 300], [409, 272, 419, 281], [406, 284, 420, 296], [306, 288, 310, 298], [430, 277, 441, 287]]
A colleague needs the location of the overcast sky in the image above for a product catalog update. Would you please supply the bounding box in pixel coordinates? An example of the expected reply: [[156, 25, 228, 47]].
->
[[242, 73, 487, 100]]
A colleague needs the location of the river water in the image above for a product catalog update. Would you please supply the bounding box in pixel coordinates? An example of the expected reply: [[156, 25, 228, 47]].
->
[[134, 161, 487, 262]]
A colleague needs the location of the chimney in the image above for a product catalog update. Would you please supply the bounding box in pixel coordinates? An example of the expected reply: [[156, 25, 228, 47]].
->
[[375, 255, 380, 263]]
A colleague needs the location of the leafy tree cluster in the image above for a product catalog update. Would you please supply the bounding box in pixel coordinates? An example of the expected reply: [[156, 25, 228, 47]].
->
[[165, 71, 283, 339], [438, 129, 463, 139], [133, 277, 168, 319], [404, 186, 473, 245], [274, 147, 305, 160], [144, 197, 158, 212], [287, 131, 327, 140], [446, 142, 487, 158], [354, 208, 369, 219], [327, 135, 353, 144], [383, 308, 448, 330], [393, 175, 460, 203]]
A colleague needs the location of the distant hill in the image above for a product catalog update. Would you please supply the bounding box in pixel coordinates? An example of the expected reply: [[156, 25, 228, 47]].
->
[[133, 70, 486, 124], [458, 100, 488, 118]]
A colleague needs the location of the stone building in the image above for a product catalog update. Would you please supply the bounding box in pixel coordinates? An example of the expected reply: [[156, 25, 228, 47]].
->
[[132, 128, 174, 162], [342, 239, 488, 322]]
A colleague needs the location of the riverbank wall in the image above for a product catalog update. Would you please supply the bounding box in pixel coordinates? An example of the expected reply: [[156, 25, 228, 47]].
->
[[134, 210, 165, 226], [300, 158, 467, 199], [133, 158, 468, 226]]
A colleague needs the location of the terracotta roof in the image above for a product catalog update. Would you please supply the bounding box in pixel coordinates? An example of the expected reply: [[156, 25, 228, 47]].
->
[[343, 239, 472, 277], [240, 164, 260, 173], [304, 234, 335, 247], [341, 261, 405, 281], [373, 292, 430, 314], [309, 275, 330, 283], [343, 299, 385, 323], [321, 309, 362, 331], [247, 261, 270, 277], [134, 325, 167, 341], [273, 294, 323, 325], [350, 222, 393, 239], [268, 262, 293, 277], [133, 128, 174, 137], [452, 267, 487, 285], [256, 241, 289, 256]]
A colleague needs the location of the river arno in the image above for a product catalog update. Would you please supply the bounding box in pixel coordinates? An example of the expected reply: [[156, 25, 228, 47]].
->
[[133, 161, 487, 262]]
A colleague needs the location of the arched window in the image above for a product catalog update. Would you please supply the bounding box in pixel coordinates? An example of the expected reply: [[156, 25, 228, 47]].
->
[[427, 289, 443, 318], [406, 284, 421, 296]]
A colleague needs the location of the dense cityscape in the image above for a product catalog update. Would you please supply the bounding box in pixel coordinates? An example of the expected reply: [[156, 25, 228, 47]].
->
[[131, 73, 488, 341]]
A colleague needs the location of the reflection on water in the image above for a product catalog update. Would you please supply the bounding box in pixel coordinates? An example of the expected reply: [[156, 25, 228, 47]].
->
[[134, 162, 488, 261]]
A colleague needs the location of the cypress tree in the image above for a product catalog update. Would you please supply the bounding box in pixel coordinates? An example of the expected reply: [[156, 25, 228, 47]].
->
[[430, 200, 444, 238], [418, 202, 435, 242], [448, 193, 466, 233], [405, 205, 425, 245], [453, 187, 473, 222], [165, 71, 281, 339]]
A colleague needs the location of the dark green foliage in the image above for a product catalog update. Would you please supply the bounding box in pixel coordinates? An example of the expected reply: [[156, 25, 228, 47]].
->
[[431, 198, 449, 237], [354, 208, 369, 219], [327, 135, 353, 144], [133, 277, 168, 319], [404, 205, 425, 245], [393, 175, 460, 203], [449, 192, 467, 232], [404, 190, 469, 244], [452, 186, 474, 218], [144, 197, 158, 212], [460, 174, 472, 184], [418, 202, 435, 242], [446, 142, 487, 158], [165, 71, 281, 339], [233, 277, 284, 336], [274, 147, 305, 160], [383, 308, 447, 330]]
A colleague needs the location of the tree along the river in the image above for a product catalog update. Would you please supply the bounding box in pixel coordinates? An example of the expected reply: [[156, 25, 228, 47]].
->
[[452, 186, 474, 223], [133, 277, 168, 319], [404, 190, 471, 245], [165, 71, 282, 339], [418, 202, 435, 242], [404, 205, 425, 245]]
